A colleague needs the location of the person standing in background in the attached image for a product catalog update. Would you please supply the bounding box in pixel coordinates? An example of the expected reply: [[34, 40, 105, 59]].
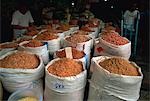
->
[[11, 2, 34, 39], [123, 3, 140, 34], [79, 4, 95, 27], [81, 4, 95, 20], [42, 4, 55, 24], [64, 8, 71, 23]]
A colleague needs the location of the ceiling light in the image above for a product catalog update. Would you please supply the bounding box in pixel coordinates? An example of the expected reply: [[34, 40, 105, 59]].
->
[[72, 2, 74, 6], [111, 6, 114, 8]]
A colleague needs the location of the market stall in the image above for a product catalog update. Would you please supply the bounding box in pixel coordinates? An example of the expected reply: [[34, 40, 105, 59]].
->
[[1, 0, 149, 100]]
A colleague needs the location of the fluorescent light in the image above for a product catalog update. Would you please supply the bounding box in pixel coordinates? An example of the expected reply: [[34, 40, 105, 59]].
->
[[104, 0, 107, 1]]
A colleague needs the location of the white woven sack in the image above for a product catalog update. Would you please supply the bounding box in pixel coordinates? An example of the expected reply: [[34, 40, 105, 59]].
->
[[70, 31, 96, 39], [94, 37, 131, 59], [99, 20, 105, 30], [90, 27, 99, 38], [63, 36, 92, 55], [56, 32, 65, 40], [53, 48, 88, 68], [33, 30, 61, 55], [0, 51, 44, 93], [18, 41, 49, 64], [88, 31, 97, 39], [0, 50, 44, 73], [39, 29, 64, 49], [56, 32, 65, 48], [33, 37, 61, 55], [2, 79, 43, 94], [88, 83, 123, 101], [44, 58, 87, 101], [44, 85, 85, 101], [39, 29, 65, 41], [94, 38, 111, 57], [88, 56, 143, 101], [0, 42, 17, 57], [45, 38, 61, 55], [64, 30, 71, 36], [69, 25, 79, 33]]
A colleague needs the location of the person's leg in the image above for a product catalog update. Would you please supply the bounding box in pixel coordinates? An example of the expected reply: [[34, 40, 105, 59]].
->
[[129, 30, 133, 41], [124, 28, 128, 37]]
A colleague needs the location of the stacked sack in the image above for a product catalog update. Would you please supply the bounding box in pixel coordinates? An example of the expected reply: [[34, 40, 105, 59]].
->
[[63, 34, 93, 54], [80, 27, 97, 39], [69, 25, 79, 33], [0, 17, 144, 101], [18, 40, 49, 64], [34, 31, 61, 55], [71, 30, 94, 49], [0, 51, 44, 94], [56, 23, 72, 36], [0, 42, 18, 57], [88, 56, 143, 101], [47, 29, 65, 46], [54, 47, 88, 68], [89, 18, 105, 30], [44, 58, 87, 101], [88, 20, 143, 101], [85, 18, 101, 38], [94, 30, 131, 59], [63, 34, 93, 68], [38, 27, 65, 48]]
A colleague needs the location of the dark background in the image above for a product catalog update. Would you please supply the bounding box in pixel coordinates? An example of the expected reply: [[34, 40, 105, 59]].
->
[[0, 0, 149, 41]]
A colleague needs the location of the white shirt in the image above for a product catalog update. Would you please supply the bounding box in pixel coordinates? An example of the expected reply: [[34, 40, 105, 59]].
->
[[123, 10, 140, 31], [11, 10, 34, 38]]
